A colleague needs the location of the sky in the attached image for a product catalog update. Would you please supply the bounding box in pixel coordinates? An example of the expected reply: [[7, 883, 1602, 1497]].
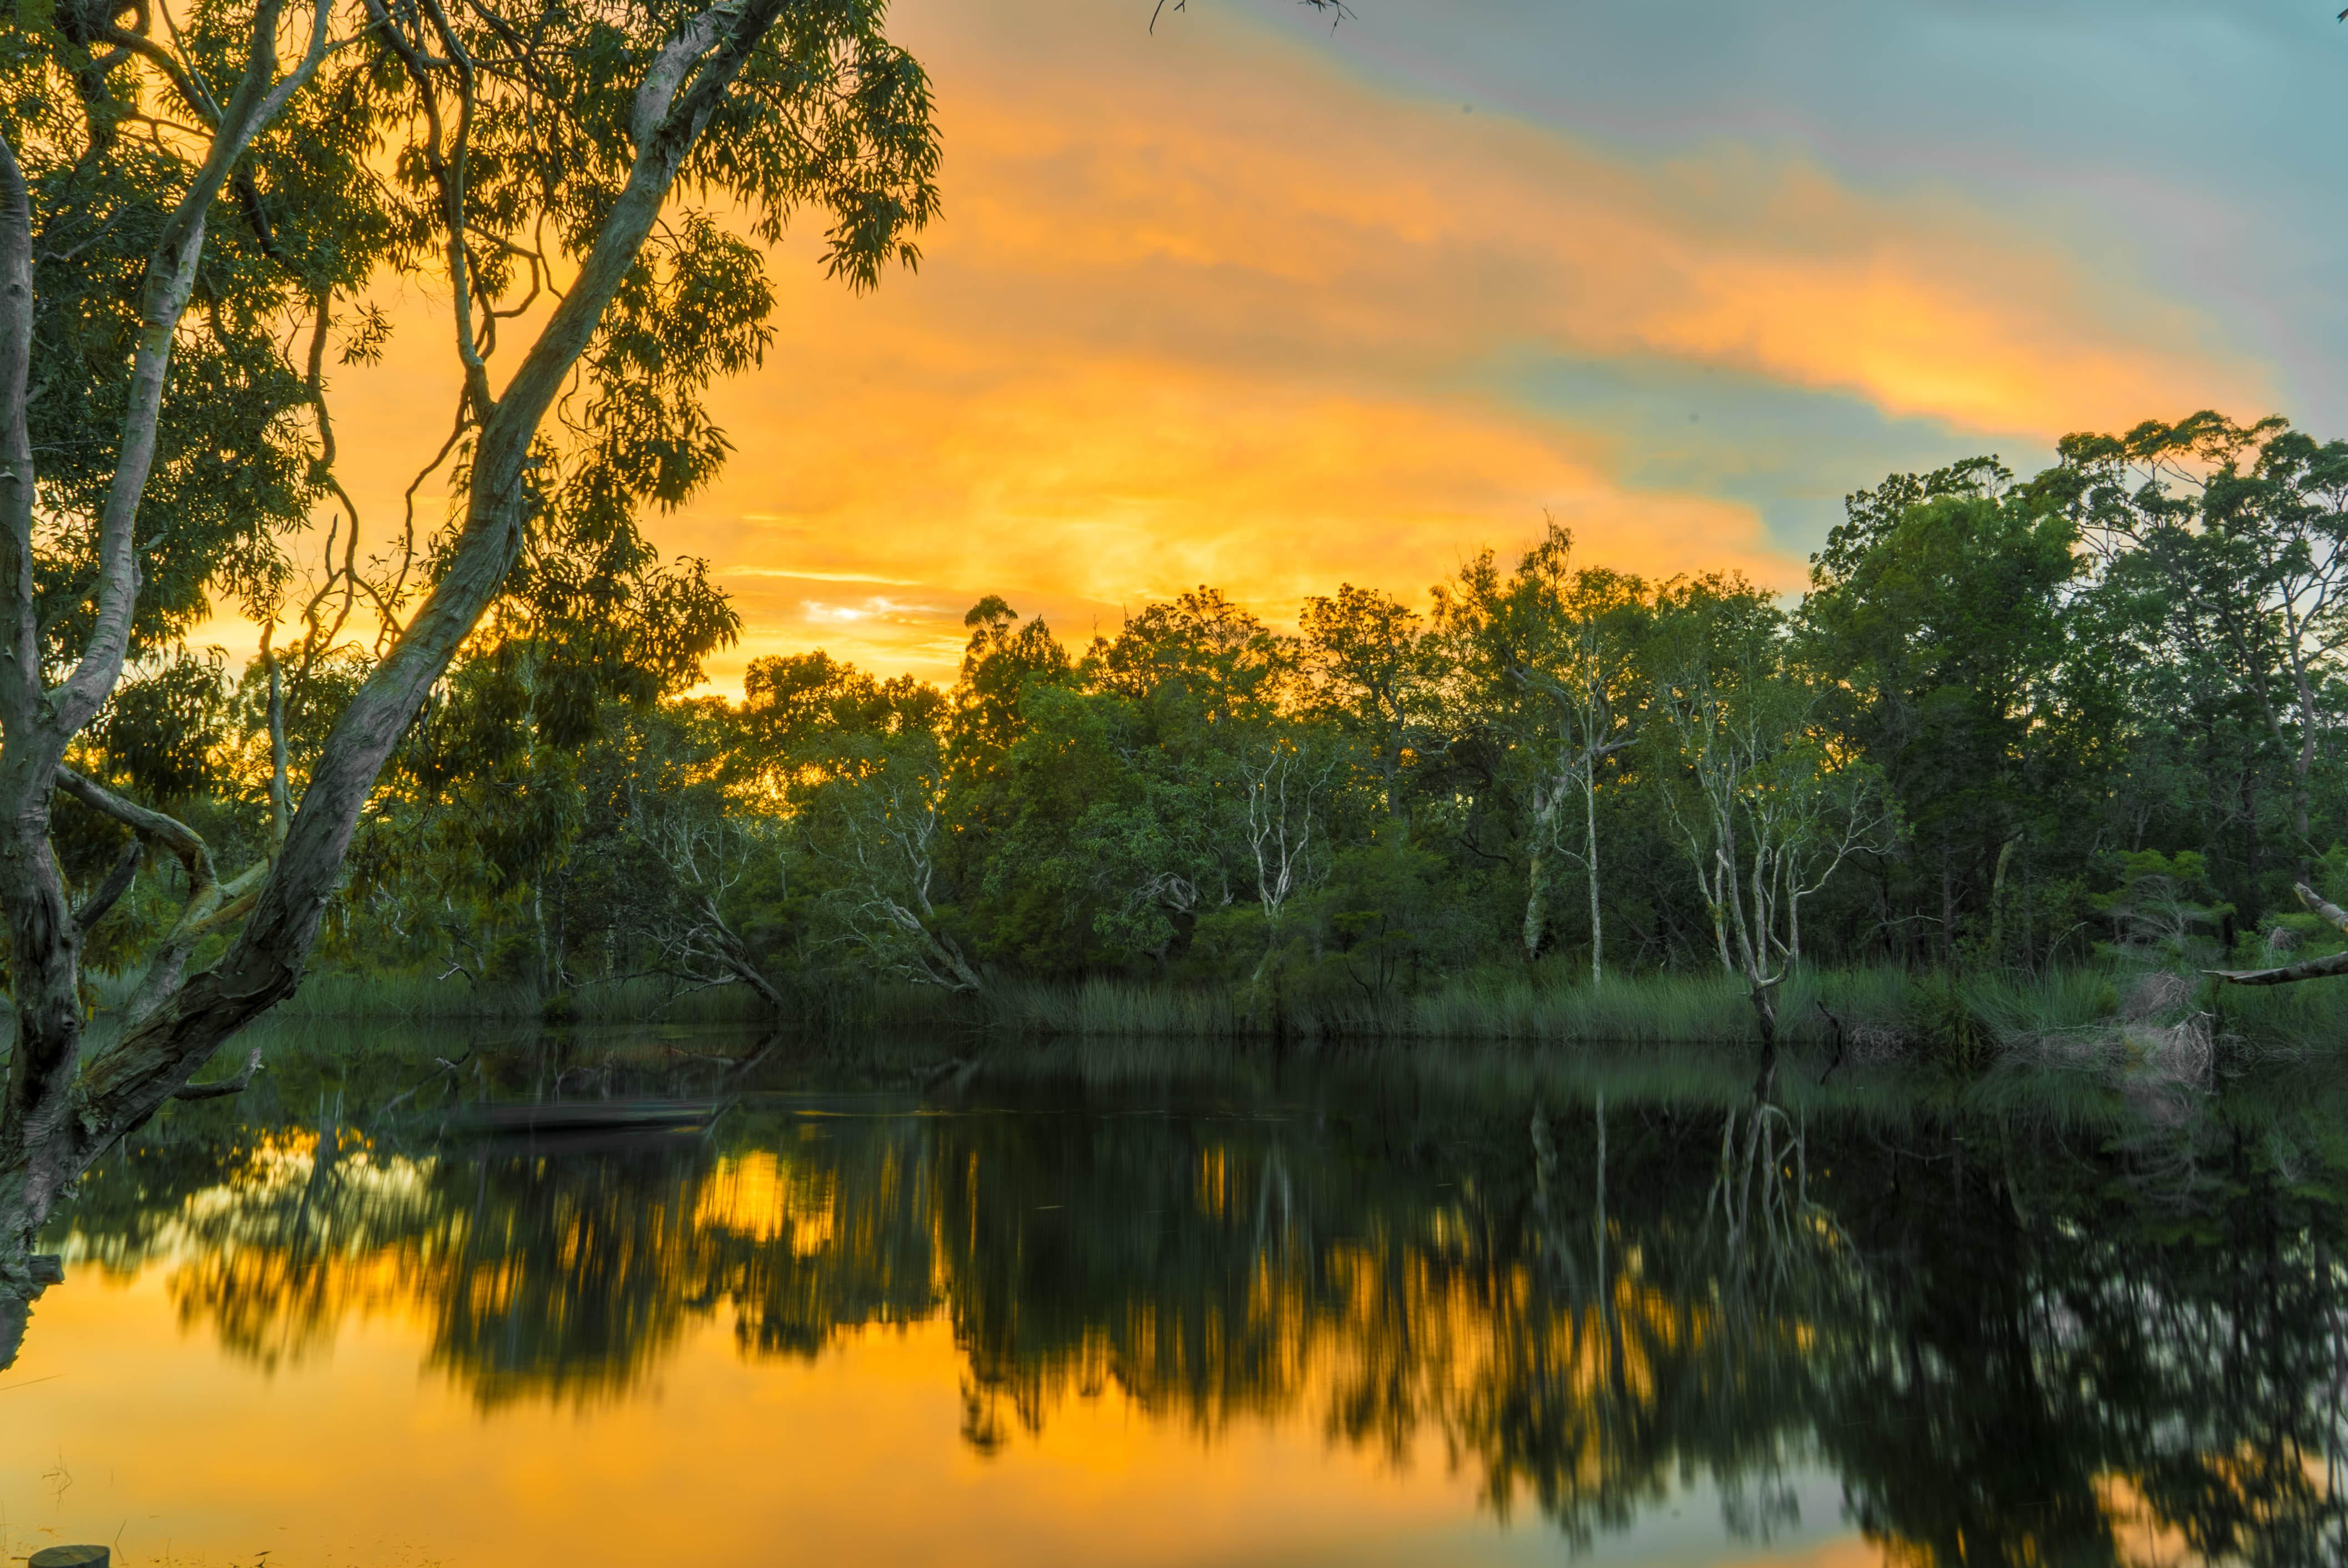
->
[[290, 0, 2348, 690]]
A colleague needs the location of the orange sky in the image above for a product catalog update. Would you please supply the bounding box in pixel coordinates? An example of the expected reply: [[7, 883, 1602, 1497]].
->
[[239, 0, 2273, 691]]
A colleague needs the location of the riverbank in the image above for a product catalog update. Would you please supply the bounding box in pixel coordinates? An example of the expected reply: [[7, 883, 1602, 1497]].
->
[[231, 958, 2348, 1065]]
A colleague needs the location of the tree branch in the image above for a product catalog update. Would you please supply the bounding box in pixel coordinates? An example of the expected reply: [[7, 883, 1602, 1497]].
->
[[53, 767, 216, 893], [49, 0, 342, 740], [2210, 949, 2348, 987], [170, 1047, 263, 1101], [2210, 883, 2348, 985], [76, 0, 801, 1136], [2295, 880, 2348, 934], [73, 838, 143, 932]]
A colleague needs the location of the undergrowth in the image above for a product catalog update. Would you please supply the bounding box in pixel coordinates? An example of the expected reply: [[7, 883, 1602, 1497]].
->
[[105, 953, 2346, 1067]]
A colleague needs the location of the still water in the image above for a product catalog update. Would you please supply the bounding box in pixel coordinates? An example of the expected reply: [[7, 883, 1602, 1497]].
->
[[1, 1026, 2341, 1566]]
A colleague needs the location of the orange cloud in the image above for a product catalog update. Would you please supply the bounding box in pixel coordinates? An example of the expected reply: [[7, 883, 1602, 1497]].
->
[[201, 0, 2269, 689]]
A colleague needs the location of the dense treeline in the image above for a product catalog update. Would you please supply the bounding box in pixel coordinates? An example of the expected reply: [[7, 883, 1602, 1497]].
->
[[56, 411, 2348, 1016]]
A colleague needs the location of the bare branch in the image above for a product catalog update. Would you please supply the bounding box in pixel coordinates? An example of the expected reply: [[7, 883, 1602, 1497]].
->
[[2296, 881, 2348, 935], [53, 767, 216, 893], [49, 0, 344, 739], [73, 839, 143, 933], [170, 1048, 264, 1101], [2210, 950, 2348, 987]]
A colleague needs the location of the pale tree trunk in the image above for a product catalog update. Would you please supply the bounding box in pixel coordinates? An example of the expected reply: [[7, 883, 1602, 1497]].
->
[[2288, 651, 2320, 876], [1522, 778, 1563, 963], [0, 0, 794, 1306], [0, 0, 339, 1286], [1583, 763, 1603, 982], [1985, 838, 2014, 964]]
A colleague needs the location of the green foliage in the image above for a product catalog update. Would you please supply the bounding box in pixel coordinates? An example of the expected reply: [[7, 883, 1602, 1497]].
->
[[2090, 849, 2233, 961], [51, 338, 2348, 1055]]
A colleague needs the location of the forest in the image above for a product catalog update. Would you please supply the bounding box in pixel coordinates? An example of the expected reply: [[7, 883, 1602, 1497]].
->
[[52, 411, 2348, 1034]]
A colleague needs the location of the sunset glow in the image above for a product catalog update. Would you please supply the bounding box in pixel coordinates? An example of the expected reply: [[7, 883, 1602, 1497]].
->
[[238, 0, 2296, 690]]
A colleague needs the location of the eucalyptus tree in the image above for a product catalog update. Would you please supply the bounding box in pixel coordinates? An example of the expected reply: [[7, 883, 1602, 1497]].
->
[[1436, 522, 1650, 973], [796, 722, 984, 993], [946, 595, 1073, 782], [1801, 464, 2099, 960], [1089, 585, 1291, 726], [0, 0, 938, 1283], [1648, 574, 1896, 1052], [2055, 413, 2348, 880], [600, 700, 787, 1009], [965, 682, 1231, 971], [1087, 588, 1302, 964]]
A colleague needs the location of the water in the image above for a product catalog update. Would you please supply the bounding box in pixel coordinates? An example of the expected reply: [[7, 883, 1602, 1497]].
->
[[1, 1027, 2342, 1566]]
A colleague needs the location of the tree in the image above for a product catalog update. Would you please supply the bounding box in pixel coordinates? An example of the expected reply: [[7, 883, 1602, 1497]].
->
[[610, 704, 788, 1010], [948, 596, 1074, 781], [1, 0, 940, 1283], [1800, 464, 2100, 963], [1299, 583, 1442, 825], [1437, 522, 1650, 973], [2057, 414, 2348, 880], [1236, 727, 1339, 974], [797, 724, 984, 993], [1650, 574, 1896, 1059], [1090, 585, 1289, 727]]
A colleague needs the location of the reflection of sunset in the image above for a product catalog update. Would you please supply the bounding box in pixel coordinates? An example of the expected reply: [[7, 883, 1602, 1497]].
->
[[201, 0, 2271, 691], [694, 1150, 840, 1254], [10, 1063, 2342, 1567]]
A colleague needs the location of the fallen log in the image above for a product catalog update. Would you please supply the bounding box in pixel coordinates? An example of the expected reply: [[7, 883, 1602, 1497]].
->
[[2209, 883, 2348, 986]]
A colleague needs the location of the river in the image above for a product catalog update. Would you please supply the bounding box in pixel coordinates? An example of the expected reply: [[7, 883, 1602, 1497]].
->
[[0, 1024, 2340, 1565]]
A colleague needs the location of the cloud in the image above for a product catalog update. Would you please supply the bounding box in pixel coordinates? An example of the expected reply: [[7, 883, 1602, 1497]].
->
[[669, 0, 2262, 680], [723, 567, 926, 585], [203, 0, 2273, 691]]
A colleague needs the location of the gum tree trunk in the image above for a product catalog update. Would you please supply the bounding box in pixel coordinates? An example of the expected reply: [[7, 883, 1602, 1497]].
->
[[0, 0, 794, 1315]]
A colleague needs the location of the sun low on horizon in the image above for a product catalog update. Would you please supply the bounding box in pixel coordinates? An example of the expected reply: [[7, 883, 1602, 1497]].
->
[[236, 0, 2341, 693]]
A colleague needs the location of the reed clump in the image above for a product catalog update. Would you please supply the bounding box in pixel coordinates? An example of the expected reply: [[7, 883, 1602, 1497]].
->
[[264, 970, 769, 1025]]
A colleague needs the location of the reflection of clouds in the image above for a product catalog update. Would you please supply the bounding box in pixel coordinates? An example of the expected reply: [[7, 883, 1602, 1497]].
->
[[693, 1151, 838, 1255], [44, 1088, 2348, 1563]]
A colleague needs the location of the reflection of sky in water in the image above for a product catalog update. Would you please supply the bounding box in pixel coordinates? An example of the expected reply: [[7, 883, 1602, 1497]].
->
[[0, 1276, 1855, 1567], [2, 1054, 2340, 1567]]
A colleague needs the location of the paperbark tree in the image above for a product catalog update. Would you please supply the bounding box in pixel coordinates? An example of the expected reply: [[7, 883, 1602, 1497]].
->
[[802, 729, 986, 993], [0, 0, 938, 1299], [1650, 575, 1896, 1070], [1436, 523, 1649, 974]]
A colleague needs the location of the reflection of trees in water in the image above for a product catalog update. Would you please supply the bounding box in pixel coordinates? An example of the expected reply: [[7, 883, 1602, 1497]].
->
[[43, 1075, 2348, 1563]]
